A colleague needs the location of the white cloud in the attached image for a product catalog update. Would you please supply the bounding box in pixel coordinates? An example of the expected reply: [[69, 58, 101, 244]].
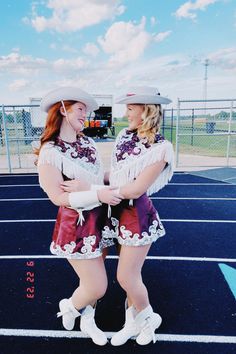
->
[[0, 51, 90, 78], [61, 45, 78, 54], [8, 79, 30, 91], [98, 17, 151, 67], [98, 18, 172, 67], [154, 31, 172, 42], [27, 0, 125, 33], [83, 43, 100, 57], [174, 0, 219, 20], [207, 47, 236, 71], [53, 57, 87, 74], [150, 16, 157, 26], [0, 52, 48, 75], [50, 43, 57, 50], [1, 47, 235, 110], [11, 47, 20, 52]]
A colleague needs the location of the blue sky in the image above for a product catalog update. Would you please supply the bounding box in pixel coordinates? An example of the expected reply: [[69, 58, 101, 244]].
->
[[0, 0, 235, 116]]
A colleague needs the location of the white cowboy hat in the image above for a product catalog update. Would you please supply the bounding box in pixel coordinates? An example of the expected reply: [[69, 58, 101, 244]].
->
[[40, 86, 99, 112], [116, 86, 172, 105]]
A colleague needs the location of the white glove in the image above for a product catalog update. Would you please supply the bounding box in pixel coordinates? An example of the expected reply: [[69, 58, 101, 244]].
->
[[90, 184, 108, 191], [68, 191, 101, 210]]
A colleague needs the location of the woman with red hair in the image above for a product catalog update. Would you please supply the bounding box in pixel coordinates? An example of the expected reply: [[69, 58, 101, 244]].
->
[[36, 87, 122, 346]]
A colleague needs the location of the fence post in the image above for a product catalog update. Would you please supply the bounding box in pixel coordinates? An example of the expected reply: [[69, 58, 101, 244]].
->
[[191, 108, 194, 146], [171, 108, 173, 143], [2, 105, 12, 173], [175, 99, 180, 168], [226, 100, 233, 166], [13, 106, 22, 168]]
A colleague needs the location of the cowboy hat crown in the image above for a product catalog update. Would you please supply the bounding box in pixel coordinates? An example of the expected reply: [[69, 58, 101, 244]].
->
[[40, 86, 99, 112], [116, 86, 171, 105]]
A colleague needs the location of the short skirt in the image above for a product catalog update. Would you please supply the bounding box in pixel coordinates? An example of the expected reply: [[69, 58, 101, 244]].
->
[[50, 205, 113, 259], [103, 194, 166, 246]]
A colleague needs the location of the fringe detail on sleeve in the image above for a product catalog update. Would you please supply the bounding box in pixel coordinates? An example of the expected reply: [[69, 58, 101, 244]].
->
[[110, 140, 174, 195], [37, 142, 104, 186]]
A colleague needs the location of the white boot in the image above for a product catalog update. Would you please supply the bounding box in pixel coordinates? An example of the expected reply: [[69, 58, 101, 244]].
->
[[111, 299, 139, 346], [57, 298, 80, 331], [80, 305, 107, 346], [135, 305, 162, 345]]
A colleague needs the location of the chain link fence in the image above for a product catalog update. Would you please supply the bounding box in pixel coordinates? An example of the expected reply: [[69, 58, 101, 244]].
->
[[175, 99, 236, 168], [1, 100, 236, 172], [0, 104, 44, 172]]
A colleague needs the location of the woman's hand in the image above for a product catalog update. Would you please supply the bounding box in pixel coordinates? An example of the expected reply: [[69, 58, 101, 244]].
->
[[97, 187, 123, 206], [60, 179, 90, 192]]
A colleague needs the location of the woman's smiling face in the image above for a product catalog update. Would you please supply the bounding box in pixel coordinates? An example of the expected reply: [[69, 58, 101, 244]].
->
[[67, 101, 87, 131], [126, 104, 144, 130]]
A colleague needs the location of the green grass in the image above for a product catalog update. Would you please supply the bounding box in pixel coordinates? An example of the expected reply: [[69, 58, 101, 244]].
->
[[1, 120, 236, 158], [112, 121, 236, 157]]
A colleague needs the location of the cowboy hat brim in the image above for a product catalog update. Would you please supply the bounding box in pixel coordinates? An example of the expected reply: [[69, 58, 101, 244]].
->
[[40, 87, 99, 112], [116, 94, 172, 105]]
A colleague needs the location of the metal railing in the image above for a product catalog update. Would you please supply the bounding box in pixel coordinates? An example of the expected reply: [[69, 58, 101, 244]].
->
[[1, 100, 236, 172], [175, 98, 236, 168]]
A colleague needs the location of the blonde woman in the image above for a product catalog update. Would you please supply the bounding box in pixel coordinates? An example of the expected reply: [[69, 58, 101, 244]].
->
[[104, 86, 174, 346]]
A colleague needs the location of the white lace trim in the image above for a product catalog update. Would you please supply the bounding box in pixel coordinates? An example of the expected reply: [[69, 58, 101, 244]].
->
[[110, 132, 174, 196], [50, 229, 115, 259], [38, 141, 104, 190], [102, 217, 119, 239], [117, 217, 165, 246], [101, 215, 166, 246], [50, 235, 102, 259]]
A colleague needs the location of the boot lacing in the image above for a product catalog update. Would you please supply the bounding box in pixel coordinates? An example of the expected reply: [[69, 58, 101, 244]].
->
[[57, 304, 79, 318], [57, 308, 72, 318]]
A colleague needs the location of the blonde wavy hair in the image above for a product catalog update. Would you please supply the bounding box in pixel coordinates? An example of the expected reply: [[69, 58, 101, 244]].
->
[[137, 104, 162, 144]]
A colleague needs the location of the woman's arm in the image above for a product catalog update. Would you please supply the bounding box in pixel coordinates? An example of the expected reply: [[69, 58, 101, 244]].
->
[[38, 164, 123, 207], [38, 164, 70, 206], [119, 160, 166, 199]]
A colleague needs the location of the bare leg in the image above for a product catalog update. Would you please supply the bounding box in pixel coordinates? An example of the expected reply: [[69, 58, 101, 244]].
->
[[116, 244, 151, 312], [68, 256, 108, 310]]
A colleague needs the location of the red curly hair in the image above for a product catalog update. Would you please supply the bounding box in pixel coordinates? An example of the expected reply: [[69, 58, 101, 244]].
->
[[34, 100, 76, 156]]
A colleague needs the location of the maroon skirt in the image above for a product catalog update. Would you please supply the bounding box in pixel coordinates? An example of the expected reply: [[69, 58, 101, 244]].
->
[[50, 205, 113, 259], [102, 194, 166, 246]]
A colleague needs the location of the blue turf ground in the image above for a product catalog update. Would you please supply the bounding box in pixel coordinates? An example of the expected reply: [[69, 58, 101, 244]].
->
[[0, 172, 235, 354]]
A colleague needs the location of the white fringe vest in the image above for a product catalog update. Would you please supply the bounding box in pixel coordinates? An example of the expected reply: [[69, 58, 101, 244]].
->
[[109, 128, 174, 196], [37, 136, 104, 191]]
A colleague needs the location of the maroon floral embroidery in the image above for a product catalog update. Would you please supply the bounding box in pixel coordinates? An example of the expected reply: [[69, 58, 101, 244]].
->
[[116, 129, 165, 162], [154, 134, 165, 144], [55, 136, 97, 164]]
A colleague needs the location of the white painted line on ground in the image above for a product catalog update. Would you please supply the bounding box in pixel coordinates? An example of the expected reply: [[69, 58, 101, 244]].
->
[[0, 255, 235, 262], [0, 184, 39, 187], [168, 183, 231, 186], [172, 172, 187, 174], [0, 174, 37, 177], [0, 329, 235, 344], [151, 197, 236, 201], [0, 219, 56, 223], [0, 198, 48, 201], [163, 219, 236, 223], [1, 197, 236, 202], [224, 176, 236, 181], [0, 172, 181, 177], [0, 183, 232, 187], [0, 218, 235, 223]]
